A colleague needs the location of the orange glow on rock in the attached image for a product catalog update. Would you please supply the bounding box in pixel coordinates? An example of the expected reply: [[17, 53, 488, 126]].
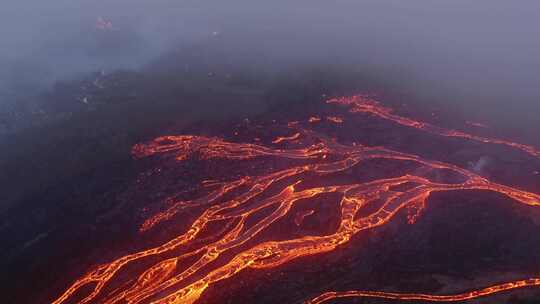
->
[[272, 132, 301, 144], [326, 116, 344, 123], [327, 95, 540, 158], [51, 95, 540, 304], [307, 278, 540, 303], [309, 116, 322, 123]]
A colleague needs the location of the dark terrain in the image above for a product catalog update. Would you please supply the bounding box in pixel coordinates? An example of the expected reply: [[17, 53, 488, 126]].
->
[[1, 40, 540, 304]]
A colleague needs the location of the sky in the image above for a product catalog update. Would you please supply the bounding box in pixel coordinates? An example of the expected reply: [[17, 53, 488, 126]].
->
[[1, 0, 540, 123]]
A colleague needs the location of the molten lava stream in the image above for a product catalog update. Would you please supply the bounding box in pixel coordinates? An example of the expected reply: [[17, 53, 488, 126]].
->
[[50, 96, 540, 304], [327, 94, 540, 158], [307, 278, 540, 303]]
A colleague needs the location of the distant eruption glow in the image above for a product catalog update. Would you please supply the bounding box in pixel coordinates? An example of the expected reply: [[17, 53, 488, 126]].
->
[[51, 95, 540, 304]]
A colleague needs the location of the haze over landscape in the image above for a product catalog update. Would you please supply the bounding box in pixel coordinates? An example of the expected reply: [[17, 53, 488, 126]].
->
[[1, 2, 540, 304], [2, 1, 540, 123]]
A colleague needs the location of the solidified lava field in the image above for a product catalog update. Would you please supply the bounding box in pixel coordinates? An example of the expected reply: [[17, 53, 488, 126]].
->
[[35, 94, 540, 304]]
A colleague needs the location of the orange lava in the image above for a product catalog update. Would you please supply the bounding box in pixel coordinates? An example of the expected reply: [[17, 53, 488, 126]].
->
[[326, 116, 344, 123], [327, 95, 540, 158], [294, 209, 315, 226], [307, 278, 540, 303], [309, 116, 322, 123], [272, 132, 301, 144], [51, 95, 540, 304]]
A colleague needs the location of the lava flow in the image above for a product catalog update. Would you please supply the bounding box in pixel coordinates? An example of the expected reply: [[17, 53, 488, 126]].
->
[[307, 278, 540, 304], [51, 95, 540, 304], [327, 94, 540, 158]]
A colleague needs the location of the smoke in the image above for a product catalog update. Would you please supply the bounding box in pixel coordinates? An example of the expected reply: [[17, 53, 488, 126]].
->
[[2, 0, 540, 129], [468, 156, 492, 176]]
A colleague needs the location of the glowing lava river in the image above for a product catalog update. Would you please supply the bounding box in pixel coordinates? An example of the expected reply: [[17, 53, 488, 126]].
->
[[51, 95, 540, 304]]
